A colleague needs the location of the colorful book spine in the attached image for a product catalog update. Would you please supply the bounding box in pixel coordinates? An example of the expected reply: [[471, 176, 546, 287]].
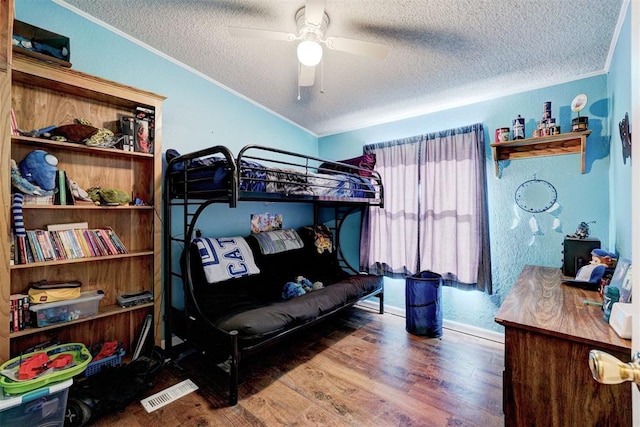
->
[[105, 227, 128, 254], [9, 294, 30, 332], [35, 230, 55, 261], [54, 230, 74, 259], [97, 229, 119, 255], [15, 227, 129, 263], [73, 229, 91, 257], [15, 235, 27, 264], [26, 230, 44, 262], [64, 229, 83, 258]]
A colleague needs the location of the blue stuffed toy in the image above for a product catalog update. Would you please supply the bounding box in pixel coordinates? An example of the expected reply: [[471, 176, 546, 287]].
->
[[282, 276, 324, 300], [282, 281, 306, 300], [19, 150, 58, 192]]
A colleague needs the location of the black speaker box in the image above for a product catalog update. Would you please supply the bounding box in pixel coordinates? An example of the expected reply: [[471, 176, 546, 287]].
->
[[562, 237, 601, 277]]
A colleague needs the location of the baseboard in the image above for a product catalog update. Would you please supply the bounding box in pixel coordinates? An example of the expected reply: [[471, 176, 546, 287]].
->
[[356, 300, 505, 344]]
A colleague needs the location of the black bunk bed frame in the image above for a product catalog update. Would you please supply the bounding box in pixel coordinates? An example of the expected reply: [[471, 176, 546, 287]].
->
[[163, 144, 384, 404]]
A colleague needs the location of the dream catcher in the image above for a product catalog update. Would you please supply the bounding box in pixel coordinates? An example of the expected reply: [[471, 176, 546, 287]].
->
[[511, 177, 562, 246]]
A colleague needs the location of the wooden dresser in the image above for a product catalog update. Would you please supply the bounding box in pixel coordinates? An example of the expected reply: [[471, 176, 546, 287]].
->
[[495, 265, 632, 426]]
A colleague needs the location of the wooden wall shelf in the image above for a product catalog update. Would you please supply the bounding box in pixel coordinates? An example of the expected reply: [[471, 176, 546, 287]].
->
[[490, 130, 591, 177]]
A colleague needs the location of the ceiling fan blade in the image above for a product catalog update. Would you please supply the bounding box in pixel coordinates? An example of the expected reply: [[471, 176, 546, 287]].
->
[[229, 26, 296, 42], [304, 0, 326, 26], [325, 36, 389, 59], [299, 64, 316, 86]]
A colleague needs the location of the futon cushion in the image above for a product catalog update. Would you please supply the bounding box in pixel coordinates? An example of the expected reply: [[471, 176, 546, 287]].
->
[[212, 274, 383, 339]]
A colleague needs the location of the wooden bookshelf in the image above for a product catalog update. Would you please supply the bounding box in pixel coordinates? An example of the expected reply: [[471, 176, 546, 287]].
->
[[0, 44, 165, 360]]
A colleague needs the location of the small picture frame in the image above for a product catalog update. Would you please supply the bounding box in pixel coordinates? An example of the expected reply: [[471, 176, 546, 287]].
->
[[251, 213, 283, 234], [609, 258, 632, 303]]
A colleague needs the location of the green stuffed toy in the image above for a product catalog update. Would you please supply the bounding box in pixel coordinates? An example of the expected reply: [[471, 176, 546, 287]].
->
[[87, 187, 131, 206]]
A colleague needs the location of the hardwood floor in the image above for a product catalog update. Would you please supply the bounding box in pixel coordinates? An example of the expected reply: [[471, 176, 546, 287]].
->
[[92, 307, 504, 426]]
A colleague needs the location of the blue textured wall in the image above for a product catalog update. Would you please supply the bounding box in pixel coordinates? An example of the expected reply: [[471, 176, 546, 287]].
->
[[607, 9, 632, 259], [320, 75, 623, 334], [319, 8, 632, 332]]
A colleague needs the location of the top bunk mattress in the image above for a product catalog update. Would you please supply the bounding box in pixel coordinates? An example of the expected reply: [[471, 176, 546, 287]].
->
[[165, 145, 383, 205]]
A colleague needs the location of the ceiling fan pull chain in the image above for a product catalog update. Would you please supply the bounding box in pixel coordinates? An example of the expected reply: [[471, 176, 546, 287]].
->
[[297, 62, 302, 100], [320, 58, 325, 94]]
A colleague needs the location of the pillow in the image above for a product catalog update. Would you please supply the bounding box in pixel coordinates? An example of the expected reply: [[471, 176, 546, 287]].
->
[[252, 229, 304, 255], [318, 153, 376, 177], [165, 149, 231, 191], [194, 236, 260, 284]]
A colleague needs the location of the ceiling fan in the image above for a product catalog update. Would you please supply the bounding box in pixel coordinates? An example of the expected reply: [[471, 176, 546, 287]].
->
[[228, 0, 389, 95]]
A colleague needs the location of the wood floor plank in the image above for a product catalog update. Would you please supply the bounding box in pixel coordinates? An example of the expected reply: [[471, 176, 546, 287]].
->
[[90, 308, 504, 426]]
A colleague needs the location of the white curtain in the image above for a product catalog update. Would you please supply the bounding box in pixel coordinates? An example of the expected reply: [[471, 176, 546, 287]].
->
[[360, 136, 422, 277], [360, 123, 491, 292]]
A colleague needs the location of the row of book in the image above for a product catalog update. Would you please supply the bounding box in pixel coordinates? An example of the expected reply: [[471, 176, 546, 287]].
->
[[9, 294, 30, 332], [14, 223, 128, 265]]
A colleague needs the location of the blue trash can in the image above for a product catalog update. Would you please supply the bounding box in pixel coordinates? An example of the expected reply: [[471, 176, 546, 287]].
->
[[405, 271, 443, 337]]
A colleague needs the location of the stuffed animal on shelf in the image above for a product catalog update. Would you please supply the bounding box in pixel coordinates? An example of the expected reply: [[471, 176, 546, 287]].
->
[[50, 118, 117, 148], [10, 159, 54, 196], [87, 187, 131, 206], [68, 179, 93, 203], [19, 150, 58, 192]]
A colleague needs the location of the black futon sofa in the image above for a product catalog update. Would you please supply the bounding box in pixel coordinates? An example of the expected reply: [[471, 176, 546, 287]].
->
[[178, 225, 384, 405]]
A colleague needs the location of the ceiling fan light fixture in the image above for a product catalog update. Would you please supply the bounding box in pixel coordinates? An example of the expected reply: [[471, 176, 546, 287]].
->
[[297, 40, 323, 66]]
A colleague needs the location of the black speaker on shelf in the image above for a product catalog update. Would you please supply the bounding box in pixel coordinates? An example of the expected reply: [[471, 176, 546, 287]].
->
[[562, 237, 601, 277]]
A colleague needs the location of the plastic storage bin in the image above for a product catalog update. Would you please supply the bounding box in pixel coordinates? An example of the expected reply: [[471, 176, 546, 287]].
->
[[0, 378, 72, 426], [84, 347, 125, 377], [30, 290, 104, 327], [0, 344, 91, 395], [405, 271, 443, 337]]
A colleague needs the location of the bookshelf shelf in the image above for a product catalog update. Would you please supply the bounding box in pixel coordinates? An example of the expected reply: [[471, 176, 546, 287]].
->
[[2, 49, 164, 359], [9, 302, 154, 338], [11, 135, 154, 159], [22, 205, 155, 210], [10, 250, 154, 270]]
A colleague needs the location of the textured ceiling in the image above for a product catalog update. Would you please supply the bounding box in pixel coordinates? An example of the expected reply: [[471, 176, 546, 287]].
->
[[59, 0, 625, 136]]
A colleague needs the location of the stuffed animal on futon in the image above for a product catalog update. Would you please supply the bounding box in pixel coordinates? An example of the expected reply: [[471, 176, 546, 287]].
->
[[282, 276, 324, 300], [296, 276, 324, 292]]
